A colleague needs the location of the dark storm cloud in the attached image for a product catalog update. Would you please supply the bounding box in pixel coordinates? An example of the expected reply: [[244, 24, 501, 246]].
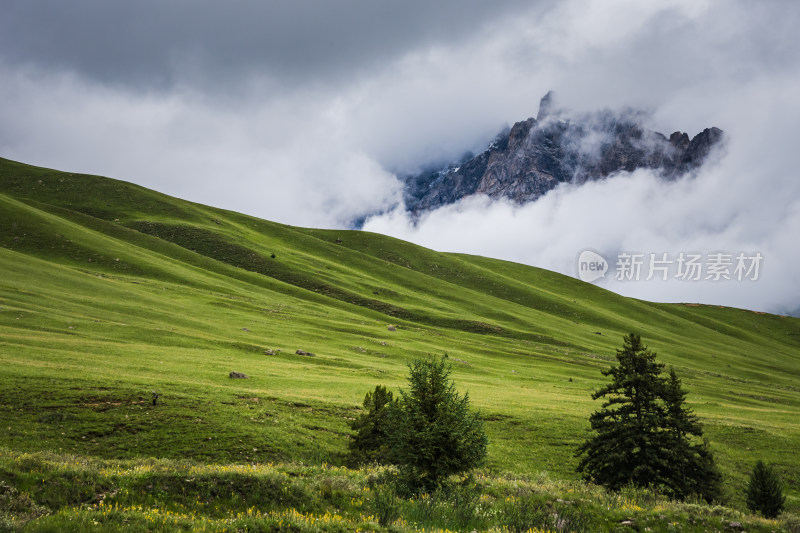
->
[[0, 0, 542, 91], [1, 0, 799, 314]]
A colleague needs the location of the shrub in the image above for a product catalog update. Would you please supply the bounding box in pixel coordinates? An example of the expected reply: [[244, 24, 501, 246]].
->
[[498, 488, 550, 532], [443, 479, 484, 531], [347, 385, 396, 465], [370, 485, 401, 526], [746, 460, 785, 518], [388, 356, 487, 491]]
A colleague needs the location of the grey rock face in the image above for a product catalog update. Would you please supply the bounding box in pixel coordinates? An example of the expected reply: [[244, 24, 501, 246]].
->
[[403, 93, 723, 214]]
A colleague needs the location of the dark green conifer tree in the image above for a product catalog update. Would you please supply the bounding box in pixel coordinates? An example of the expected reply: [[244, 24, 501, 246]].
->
[[348, 385, 396, 465], [388, 356, 487, 491], [577, 333, 669, 490], [746, 460, 786, 518], [577, 334, 721, 501], [662, 368, 722, 502]]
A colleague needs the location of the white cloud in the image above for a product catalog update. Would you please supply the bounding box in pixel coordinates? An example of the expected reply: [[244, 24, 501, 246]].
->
[[364, 74, 800, 314], [0, 63, 401, 227]]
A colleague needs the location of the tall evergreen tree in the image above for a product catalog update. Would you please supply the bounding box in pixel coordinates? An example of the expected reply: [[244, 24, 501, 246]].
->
[[746, 460, 786, 518], [577, 333, 670, 490], [388, 356, 487, 491], [576, 334, 721, 501]]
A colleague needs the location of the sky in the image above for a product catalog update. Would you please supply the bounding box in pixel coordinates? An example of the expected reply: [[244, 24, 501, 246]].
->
[[1, 0, 799, 315]]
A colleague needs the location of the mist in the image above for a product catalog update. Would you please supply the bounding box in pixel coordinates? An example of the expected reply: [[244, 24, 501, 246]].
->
[[364, 77, 800, 314]]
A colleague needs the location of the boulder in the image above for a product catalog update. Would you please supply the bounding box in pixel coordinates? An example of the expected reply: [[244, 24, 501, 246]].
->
[[229, 371, 249, 379]]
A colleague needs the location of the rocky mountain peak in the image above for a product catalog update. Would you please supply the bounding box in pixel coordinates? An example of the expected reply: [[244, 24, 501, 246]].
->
[[402, 93, 724, 215], [508, 117, 536, 151]]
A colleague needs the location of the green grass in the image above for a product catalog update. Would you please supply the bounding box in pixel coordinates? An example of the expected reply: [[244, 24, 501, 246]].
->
[[2, 449, 797, 532], [1, 156, 799, 529]]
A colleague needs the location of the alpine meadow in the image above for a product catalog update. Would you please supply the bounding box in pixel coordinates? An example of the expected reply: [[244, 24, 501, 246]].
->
[[1, 156, 800, 532]]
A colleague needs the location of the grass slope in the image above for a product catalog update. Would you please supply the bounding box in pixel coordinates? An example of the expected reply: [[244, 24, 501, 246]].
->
[[1, 156, 799, 523]]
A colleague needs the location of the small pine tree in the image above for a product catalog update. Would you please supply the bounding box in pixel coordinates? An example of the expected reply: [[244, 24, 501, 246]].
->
[[662, 368, 722, 502], [388, 356, 487, 491], [348, 385, 396, 465], [746, 460, 785, 518]]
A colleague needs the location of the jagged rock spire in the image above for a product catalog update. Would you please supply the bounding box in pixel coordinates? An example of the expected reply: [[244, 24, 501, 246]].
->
[[536, 90, 554, 121]]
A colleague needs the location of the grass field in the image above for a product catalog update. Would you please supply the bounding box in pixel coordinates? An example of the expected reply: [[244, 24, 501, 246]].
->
[[1, 156, 799, 531]]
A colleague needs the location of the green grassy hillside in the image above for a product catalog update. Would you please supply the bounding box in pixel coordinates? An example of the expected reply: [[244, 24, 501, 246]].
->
[[1, 156, 799, 524]]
